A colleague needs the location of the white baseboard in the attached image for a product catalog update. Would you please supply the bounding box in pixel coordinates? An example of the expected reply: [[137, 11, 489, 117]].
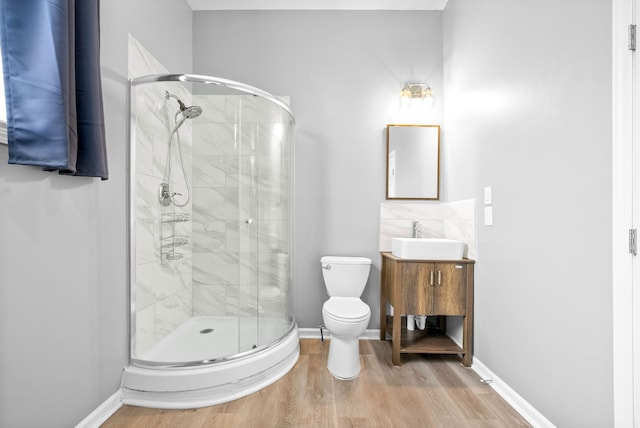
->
[[298, 327, 380, 340], [75, 331, 380, 425], [74, 389, 122, 428], [471, 358, 556, 428], [73, 338, 552, 428], [301, 328, 551, 427]]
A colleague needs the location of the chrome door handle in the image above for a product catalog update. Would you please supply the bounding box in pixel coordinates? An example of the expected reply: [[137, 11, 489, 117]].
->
[[430, 271, 434, 286], [437, 271, 442, 285]]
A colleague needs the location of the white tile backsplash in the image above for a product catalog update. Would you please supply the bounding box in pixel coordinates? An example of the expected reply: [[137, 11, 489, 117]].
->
[[380, 202, 414, 220], [379, 200, 477, 259], [443, 199, 476, 221], [412, 203, 444, 220]]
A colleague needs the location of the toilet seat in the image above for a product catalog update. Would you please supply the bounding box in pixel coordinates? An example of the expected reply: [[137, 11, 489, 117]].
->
[[323, 297, 370, 323]]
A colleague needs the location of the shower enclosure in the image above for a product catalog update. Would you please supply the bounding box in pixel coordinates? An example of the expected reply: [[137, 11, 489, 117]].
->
[[122, 74, 298, 408]]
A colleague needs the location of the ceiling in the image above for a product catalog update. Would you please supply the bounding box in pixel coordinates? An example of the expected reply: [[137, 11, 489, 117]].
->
[[185, 0, 448, 11]]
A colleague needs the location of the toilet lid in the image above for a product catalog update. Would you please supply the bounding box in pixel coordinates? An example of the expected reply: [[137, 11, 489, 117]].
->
[[323, 297, 371, 323], [320, 256, 372, 265]]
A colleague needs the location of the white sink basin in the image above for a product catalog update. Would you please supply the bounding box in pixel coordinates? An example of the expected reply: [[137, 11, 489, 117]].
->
[[391, 238, 464, 260]]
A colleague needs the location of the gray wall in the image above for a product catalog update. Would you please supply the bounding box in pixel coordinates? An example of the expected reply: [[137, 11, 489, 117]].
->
[[443, 0, 613, 426], [193, 11, 444, 329], [0, 3, 615, 426], [0, 1, 192, 427]]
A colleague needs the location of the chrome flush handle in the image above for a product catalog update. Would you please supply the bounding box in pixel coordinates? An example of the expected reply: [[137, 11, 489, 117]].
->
[[322, 263, 332, 270]]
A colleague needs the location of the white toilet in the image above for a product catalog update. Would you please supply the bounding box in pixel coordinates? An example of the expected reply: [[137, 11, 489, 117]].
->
[[321, 256, 372, 380]]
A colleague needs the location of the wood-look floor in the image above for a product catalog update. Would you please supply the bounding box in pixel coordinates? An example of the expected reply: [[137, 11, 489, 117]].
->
[[102, 339, 531, 428]]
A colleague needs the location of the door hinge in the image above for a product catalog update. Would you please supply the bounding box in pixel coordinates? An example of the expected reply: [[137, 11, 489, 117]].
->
[[629, 24, 636, 51], [630, 228, 637, 256]]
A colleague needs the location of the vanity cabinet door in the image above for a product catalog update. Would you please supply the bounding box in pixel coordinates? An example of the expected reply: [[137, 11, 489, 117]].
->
[[432, 263, 466, 315], [400, 262, 466, 315], [401, 262, 433, 314]]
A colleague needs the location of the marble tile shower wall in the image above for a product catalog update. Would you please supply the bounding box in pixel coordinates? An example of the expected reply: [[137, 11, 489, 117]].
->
[[191, 94, 291, 326], [130, 37, 291, 356], [129, 36, 193, 356], [379, 199, 477, 260]]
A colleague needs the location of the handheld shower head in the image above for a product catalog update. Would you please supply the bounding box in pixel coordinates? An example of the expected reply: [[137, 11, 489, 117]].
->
[[164, 90, 203, 120], [181, 104, 203, 119]]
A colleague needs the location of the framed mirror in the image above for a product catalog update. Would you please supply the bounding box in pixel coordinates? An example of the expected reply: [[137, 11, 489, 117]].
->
[[386, 124, 440, 200]]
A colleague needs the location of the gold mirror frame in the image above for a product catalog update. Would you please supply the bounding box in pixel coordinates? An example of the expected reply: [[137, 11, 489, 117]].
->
[[386, 124, 440, 200]]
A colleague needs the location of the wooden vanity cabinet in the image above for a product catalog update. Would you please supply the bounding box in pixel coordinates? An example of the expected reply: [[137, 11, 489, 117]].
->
[[380, 252, 475, 366]]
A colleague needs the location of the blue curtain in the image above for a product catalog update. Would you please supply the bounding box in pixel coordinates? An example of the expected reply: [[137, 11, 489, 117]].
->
[[0, 0, 108, 180]]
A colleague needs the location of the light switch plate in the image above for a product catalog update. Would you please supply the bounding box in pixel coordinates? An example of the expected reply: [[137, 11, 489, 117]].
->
[[484, 186, 492, 205], [484, 206, 494, 226]]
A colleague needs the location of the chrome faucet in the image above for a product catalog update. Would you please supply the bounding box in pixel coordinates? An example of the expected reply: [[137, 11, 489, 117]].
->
[[412, 221, 421, 238]]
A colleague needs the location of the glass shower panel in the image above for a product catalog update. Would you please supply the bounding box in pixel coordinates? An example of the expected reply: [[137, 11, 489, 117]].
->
[[191, 92, 250, 356], [256, 97, 293, 348], [237, 94, 259, 353], [129, 74, 295, 368]]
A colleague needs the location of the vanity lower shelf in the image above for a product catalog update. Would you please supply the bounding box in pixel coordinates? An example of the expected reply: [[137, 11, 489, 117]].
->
[[384, 316, 463, 355]]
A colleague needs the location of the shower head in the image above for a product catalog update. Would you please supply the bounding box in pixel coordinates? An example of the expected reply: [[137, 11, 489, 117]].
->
[[164, 90, 203, 120], [181, 104, 203, 119]]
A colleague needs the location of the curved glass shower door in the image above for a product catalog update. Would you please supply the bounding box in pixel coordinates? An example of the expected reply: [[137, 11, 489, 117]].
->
[[129, 74, 294, 367]]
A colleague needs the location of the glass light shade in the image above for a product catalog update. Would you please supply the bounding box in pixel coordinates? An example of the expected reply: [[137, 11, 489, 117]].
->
[[399, 84, 433, 109], [400, 92, 412, 108]]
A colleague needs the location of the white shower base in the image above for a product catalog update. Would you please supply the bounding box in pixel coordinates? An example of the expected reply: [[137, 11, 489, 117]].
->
[[140, 316, 291, 363], [122, 316, 299, 409]]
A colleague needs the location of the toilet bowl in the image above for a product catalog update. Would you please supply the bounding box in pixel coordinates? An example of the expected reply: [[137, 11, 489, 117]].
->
[[320, 256, 372, 380], [322, 297, 370, 379]]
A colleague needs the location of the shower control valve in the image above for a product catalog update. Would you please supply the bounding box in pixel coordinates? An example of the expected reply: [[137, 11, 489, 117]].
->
[[158, 182, 172, 206]]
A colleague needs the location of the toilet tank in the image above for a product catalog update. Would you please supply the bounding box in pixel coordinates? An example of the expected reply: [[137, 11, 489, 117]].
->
[[321, 256, 372, 297]]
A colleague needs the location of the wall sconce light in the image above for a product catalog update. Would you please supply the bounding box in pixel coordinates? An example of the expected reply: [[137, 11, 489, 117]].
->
[[400, 83, 433, 108]]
